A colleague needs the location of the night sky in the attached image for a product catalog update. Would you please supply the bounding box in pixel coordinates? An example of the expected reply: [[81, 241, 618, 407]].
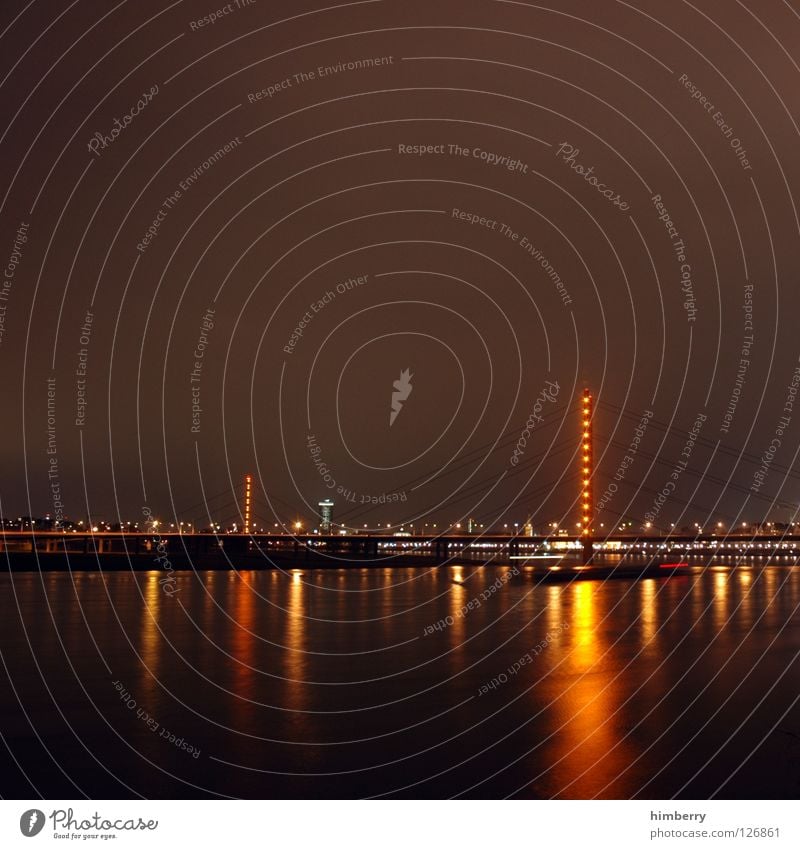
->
[[2, 0, 799, 534]]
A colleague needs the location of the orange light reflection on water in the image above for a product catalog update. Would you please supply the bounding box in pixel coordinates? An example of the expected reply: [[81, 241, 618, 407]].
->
[[284, 570, 309, 712], [448, 565, 467, 672], [230, 571, 256, 713], [545, 582, 637, 798], [137, 574, 161, 701]]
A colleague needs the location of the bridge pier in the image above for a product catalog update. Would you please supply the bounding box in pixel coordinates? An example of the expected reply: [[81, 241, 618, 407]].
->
[[582, 537, 594, 566]]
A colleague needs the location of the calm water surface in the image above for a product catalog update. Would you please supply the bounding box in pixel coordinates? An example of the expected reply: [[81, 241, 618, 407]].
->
[[1, 563, 799, 798]]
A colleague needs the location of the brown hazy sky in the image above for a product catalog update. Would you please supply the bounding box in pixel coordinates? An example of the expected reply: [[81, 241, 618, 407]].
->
[[1, 0, 799, 532]]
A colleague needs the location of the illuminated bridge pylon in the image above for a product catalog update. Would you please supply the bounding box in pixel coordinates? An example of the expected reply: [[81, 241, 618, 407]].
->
[[244, 474, 252, 535], [580, 388, 594, 564]]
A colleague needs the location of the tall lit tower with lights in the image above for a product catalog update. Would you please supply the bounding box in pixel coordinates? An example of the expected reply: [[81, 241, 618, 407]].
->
[[244, 474, 252, 534], [580, 389, 594, 561]]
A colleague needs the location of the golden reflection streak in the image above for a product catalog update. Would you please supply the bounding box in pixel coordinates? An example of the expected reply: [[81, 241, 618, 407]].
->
[[548, 582, 635, 798], [202, 570, 216, 632], [639, 579, 657, 647], [381, 568, 395, 641], [356, 568, 371, 631], [137, 574, 161, 704], [284, 569, 309, 712], [231, 571, 256, 714], [546, 585, 562, 634], [712, 570, 729, 630], [763, 568, 778, 628], [737, 568, 753, 627], [690, 568, 706, 624], [570, 582, 598, 667], [448, 565, 467, 670]]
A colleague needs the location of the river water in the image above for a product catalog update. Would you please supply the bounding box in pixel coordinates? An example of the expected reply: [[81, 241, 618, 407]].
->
[[1, 562, 799, 799]]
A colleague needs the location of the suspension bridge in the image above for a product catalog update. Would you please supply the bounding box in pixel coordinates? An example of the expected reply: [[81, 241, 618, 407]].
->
[[4, 389, 799, 574]]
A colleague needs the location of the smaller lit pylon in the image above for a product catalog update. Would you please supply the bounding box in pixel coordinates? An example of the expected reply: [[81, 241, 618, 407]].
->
[[244, 474, 252, 535], [580, 389, 593, 536]]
